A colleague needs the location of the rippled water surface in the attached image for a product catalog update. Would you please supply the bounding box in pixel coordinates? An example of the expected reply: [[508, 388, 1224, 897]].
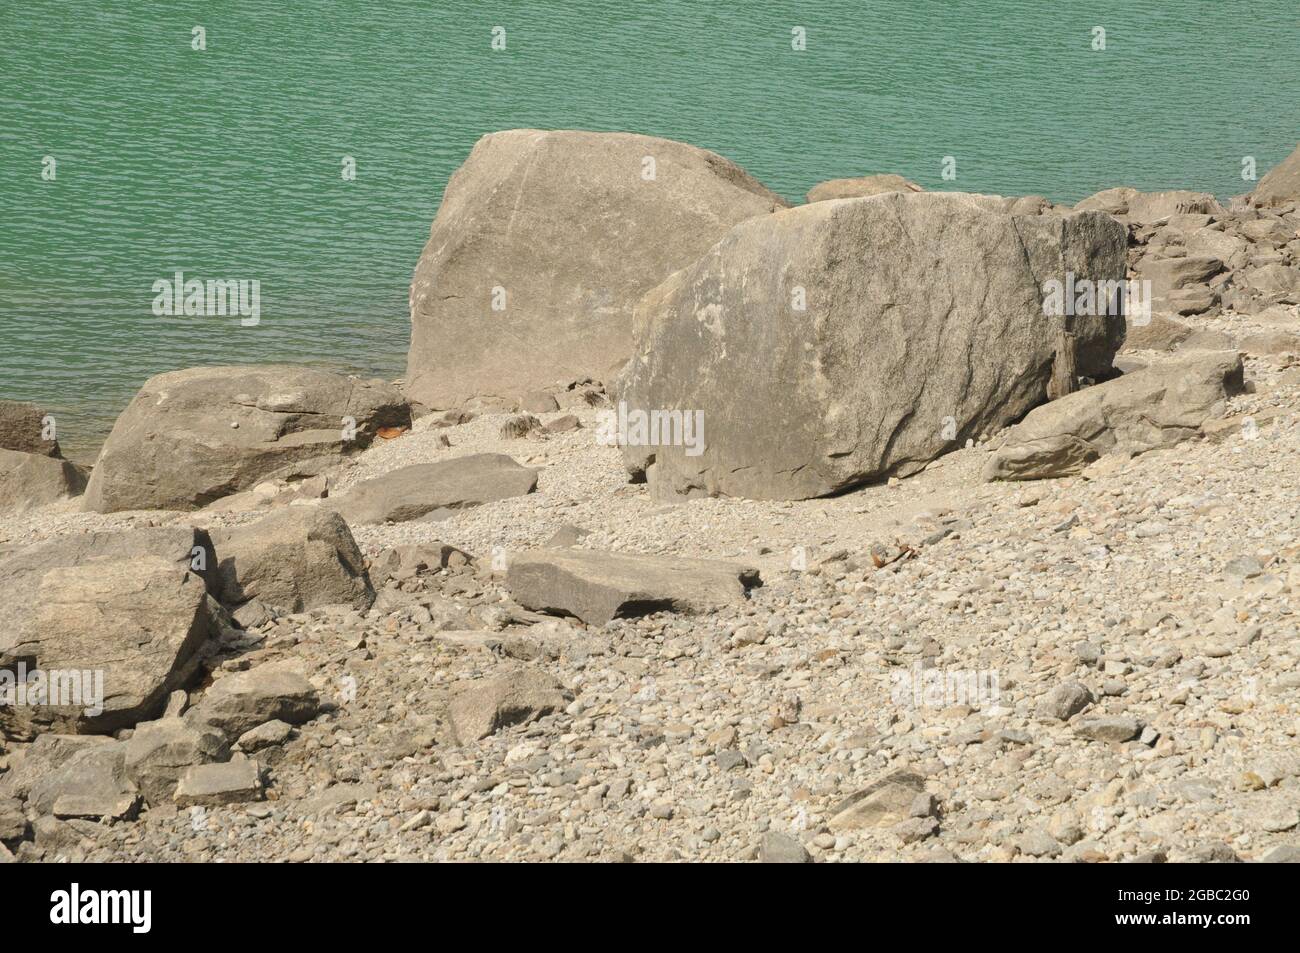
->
[[2, 1, 1297, 456]]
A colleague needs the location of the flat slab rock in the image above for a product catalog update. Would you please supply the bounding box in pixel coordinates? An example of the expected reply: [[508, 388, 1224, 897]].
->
[[174, 758, 263, 807], [334, 453, 538, 525], [505, 548, 761, 625]]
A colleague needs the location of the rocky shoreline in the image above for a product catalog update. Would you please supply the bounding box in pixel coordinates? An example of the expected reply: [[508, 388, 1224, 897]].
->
[[2, 132, 1299, 863]]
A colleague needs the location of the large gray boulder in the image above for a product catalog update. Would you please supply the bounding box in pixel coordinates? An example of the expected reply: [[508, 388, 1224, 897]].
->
[[985, 350, 1244, 481], [334, 453, 537, 525], [405, 129, 788, 409], [0, 449, 87, 513], [1253, 143, 1300, 208], [84, 365, 411, 513], [506, 549, 761, 625], [209, 508, 373, 612], [0, 527, 220, 738], [0, 400, 59, 457], [617, 192, 1128, 500]]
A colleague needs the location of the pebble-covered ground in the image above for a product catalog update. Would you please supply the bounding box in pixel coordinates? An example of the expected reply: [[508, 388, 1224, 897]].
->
[[3, 292, 1298, 863]]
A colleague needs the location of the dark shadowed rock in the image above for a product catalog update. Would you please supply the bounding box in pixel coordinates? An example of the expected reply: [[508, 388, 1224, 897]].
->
[[334, 454, 537, 525], [985, 350, 1244, 481], [406, 129, 788, 409], [506, 549, 761, 625], [210, 507, 373, 613], [618, 192, 1127, 500], [84, 365, 411, 513]]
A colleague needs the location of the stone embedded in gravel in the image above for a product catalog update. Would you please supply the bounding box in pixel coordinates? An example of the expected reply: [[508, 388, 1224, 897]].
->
[[0, 449, 87, 513], [543, 414, 581, 433], [0, 400, 61, 457], [1037, 682, 1094, 721], [84, 365, 411, 513], [1075, 717, 1143, 744], [210, 507, 374, 613], [334, 453, 537, 525], [0, 527, 221, 737], [985, 350, 1244, 480], [829, 770, 927, 831], [187, 662, 321, 741], [1017, 829, 1062, 858], [173, 758, 263, 807], [448, 666, 570, 742], [505, 548, 761, 625], [1260, 845, 1300, 863], [235, 719, 294, 752], [618, 191, 1125, 500], [405, 129, 787, 410], [123, 717, 230, 806], [498, 414, 542, 440], [27, 742, 138, 817], [758, 831, 813, 863]]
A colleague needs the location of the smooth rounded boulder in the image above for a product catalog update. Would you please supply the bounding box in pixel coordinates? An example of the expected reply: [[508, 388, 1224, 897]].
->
[[84, 365, 411, 513], [616, 192, 1128, 500], [405, 129, 789, 409]]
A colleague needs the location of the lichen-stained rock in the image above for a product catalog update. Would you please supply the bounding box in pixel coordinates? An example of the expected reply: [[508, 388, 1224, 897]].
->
[[0, 448, 87, 513], [83, 365, 411, 513], [1252, 142, 1300, 208], [405, 129, 789, 409], [985, 350, 1244, 481], [448, 666, 570, 742], [0, 527, 221, 738], [209, 507, 374, 613], [617, 192, 1127, 500], [334, 453, 537, 525], [506, 549, 761, 625], [0, 399, 60, 457]]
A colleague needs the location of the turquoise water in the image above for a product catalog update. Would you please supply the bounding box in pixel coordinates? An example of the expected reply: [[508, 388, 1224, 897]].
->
[[2, 1, 1297, 458]]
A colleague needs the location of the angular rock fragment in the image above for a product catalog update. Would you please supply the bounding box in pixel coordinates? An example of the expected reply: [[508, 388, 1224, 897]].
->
[[449, 666, 569, 742], [186, 662, 320, 741], [123, 717, 230, 805], [506, 549, 761, 625], [334, 454, 537, 525], [0, 449, 87, 513], [829, 770, 927, 831], [209, 507, 373, 613], [174, 758, 263, 807]]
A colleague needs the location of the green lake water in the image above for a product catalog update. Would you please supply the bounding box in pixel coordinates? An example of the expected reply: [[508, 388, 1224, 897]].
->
[[2, 0, 1297, 457]]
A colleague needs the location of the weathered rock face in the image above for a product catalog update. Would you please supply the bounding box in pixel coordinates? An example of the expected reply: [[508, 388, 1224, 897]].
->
[[985, 350, 1244, 480], [506, 549, 761, 625], [84, 365, 411, 513], [123, 718, 230, 806], [406, 129, 789, 409], [0, 400, 60, 457], [1253, 142, 1300, 208], [209, 508, 373, 613], [0, 527, 220, 738], [617, 192, 1128, 500], [805, 174, 922, 203], [1124, 190, 1224, 224], [0, 449, 87, 513], [186, 662, 321, 741], [334, 453, 537, 525], [448, 666, 570, 742]]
